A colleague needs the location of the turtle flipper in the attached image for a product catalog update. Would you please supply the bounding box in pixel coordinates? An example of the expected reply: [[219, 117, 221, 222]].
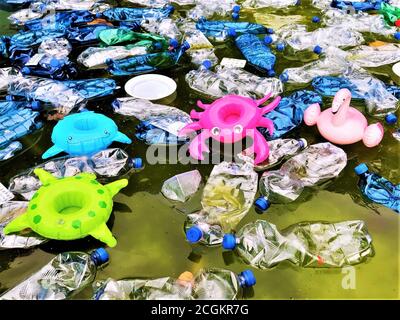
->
[[34, 168, 57, 184], [90, 223, 117, 247], [113, 132, 132, 144], [42, 145, 65, 159], [105, 179, 128, 197], [3, 213, 30, 235]]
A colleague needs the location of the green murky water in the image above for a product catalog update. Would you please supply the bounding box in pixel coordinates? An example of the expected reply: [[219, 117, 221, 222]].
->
[[0, 1, 399, 300]]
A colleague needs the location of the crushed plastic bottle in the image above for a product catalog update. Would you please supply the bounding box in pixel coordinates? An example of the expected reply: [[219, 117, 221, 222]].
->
[[222, 219, 374, 268], [255, 143, 347, 210], [38, 38, 72, 58], [259, 90, 322, 140], [324, 8, 396, 36], [112, 97, 192, 141], [285, 26, 364, 52], [21, 53, 78, 80], [354, 163, 400, 213], [185, 161, 258, 245], [141, 18, 182, 40], [196, 19, 266, 42], [8, 148, 142, 201], [161, 170, 202, 202], [235, 34, 276, 75], [254, 138, 308, 171], [106, 43, 189, 76], [312, 65, 399, 118], [0, 68, 20, 93], [346, 42, 400, 67], [0, 201, 46, 249], [93, 268, 255, 300], [0, 141, 22, 161], [0, 248, 109, 300], [187, 0, 238, 20], [242, 0, 298, 8], [281, 47, 350, 84]]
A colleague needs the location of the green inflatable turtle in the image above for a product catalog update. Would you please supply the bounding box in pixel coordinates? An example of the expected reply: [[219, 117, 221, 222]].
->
[[4, 168, 128, 247]]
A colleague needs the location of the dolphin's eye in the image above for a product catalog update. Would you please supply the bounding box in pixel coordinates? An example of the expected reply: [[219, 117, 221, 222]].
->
[[104, 130, 110, 135], [233, 125, 243, 134], [68, 136, 72, 140], [211, 127, 220, 136]]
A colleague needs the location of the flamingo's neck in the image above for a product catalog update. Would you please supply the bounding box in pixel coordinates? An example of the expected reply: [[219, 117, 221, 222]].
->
[[332, 98, 350, 126]]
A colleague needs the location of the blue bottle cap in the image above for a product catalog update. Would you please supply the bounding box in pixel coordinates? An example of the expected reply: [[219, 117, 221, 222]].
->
[[31, 101, 41, 111], [232, 12, 239, 20], [266, 28, 274, 34], [21, 66, 30, 75], [312, 16, 320, 23], [233, 5, 241, 12], [394, 32, 400, 40], [354, 163, 369, 175], [111, 99, 120, 110], [95, 12, 102, 19], [267, 69, 276, 77], [239, 270, 256, 287], [385, 113, 397, 124], [202, 60, 212, 70], [91, 248, 109, 266], [298, 138, 307, 149], [279, 72, 289, 83], [169, 38, 179, 49], [5, 95, 14, 101], [227, 28, 237, 37], [166, 5, 175, 13], [130, 157, 143, 169], [254, 197, 270, 211], [264, 35, 273, 45], [276, 43, 285, 52], [296, 0, 301, 4], [222, 234, 237, 250], [186, 226, 203, 243], [313, 45, 322, 54], [198, 16, 207, 23], [182, 41, 190, 51], [50, 58, 61, 68]]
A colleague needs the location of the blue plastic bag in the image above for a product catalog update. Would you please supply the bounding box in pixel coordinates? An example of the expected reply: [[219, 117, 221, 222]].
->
[[196, 19, 266, 40], [331, 0, 388, 11]]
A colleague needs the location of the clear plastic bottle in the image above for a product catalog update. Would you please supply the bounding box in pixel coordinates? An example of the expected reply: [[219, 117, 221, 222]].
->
[[0, 248, 109, 300], [255, 143, 347, 211], [38, 38, 72, 58], [8, 148, 142, 200], [93, 268, 255, 300], [161, 170, 202, 202], [242, 0, 298, 8], [346, 43, 400, 68], [184, 161, 258, 245], [188, 1, 239, 20], [354, 163, 400, 213], [215, 65, 283, 97], [222, 220, 374, 268]]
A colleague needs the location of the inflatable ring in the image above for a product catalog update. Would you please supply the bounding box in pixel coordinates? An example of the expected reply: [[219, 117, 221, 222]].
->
[[4, 168, 128, 247], [42, 111, 132, 159]]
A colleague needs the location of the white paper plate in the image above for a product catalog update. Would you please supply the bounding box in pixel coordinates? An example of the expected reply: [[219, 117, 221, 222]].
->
[[124, 74, 177, 100], [393, 62, 400, 77]]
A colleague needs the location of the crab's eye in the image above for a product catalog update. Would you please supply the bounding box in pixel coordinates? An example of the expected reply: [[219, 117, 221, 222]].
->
[[233, 125, 243, 134], [211, 127, 220, 136]]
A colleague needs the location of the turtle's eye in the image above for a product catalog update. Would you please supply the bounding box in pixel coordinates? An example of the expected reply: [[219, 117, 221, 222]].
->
[[211, 127, 220, 136], [233, 125, 243, 134]]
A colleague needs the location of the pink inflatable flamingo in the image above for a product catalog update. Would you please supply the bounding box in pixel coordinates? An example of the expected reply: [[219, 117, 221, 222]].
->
[[304, 88, 384, 147]]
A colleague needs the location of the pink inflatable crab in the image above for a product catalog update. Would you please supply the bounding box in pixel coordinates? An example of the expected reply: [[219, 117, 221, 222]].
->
[[304, 88, 384, 147], [178, 93, 281, 164]]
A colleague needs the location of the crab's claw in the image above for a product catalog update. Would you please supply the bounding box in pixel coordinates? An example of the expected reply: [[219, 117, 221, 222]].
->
[[190, 110, 203, 120], [304, 103, 321, 126], [178, 122, 203, 137], [243, 130, 270, 164], [256, 117, 275, 136], [197, 100, 210, 110], [363, 123, 384, 148], [261, 96, 281, 115], [188, 130, 211, 161]]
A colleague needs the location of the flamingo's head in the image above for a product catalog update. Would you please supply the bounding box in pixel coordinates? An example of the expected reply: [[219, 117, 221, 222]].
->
[[332, 88, 352, 114]]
